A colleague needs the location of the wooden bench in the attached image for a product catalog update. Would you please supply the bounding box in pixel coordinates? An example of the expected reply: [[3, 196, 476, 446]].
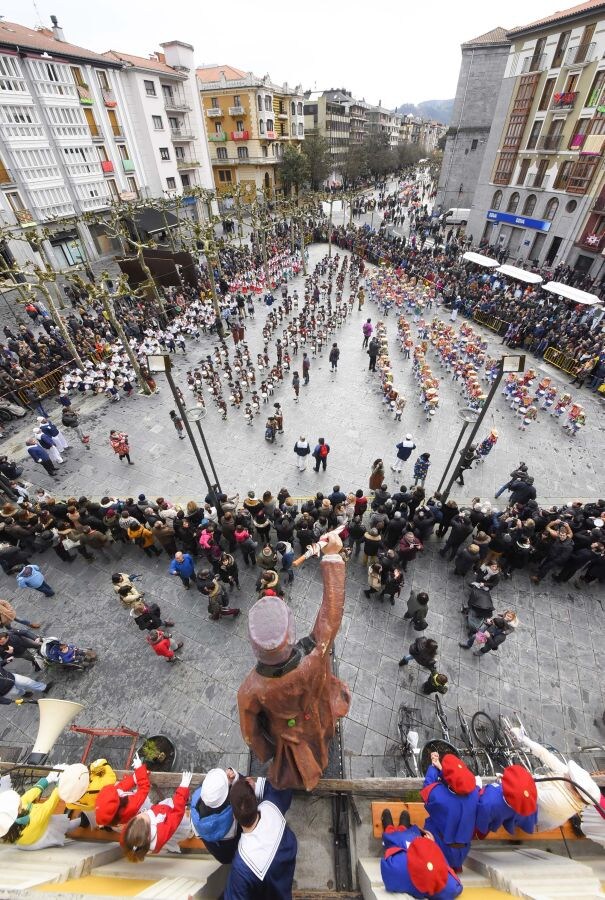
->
[[67, 826, 208, 853], [370, 802, 583, 841]]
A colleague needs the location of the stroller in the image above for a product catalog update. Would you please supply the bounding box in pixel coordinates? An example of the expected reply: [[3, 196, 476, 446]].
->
[[40, 636, 97, 671], [264, 417, 277, 443], [462, 584, 494, 635]]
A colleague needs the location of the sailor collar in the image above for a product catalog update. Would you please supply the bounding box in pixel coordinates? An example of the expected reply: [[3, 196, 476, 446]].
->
[[239, 800, 285, 880]]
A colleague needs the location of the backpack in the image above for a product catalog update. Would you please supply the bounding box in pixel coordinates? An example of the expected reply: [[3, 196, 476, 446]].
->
[[319, 444, 329, 459]]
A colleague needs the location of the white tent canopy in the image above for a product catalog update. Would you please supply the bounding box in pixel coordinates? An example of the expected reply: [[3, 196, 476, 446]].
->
[[496, 264, 543, 284], [543, 281, 602, 306], [463, 251, 500, 267]]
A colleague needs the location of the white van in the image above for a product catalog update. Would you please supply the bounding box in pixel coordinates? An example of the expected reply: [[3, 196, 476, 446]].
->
[[442, 208, 471, 225]]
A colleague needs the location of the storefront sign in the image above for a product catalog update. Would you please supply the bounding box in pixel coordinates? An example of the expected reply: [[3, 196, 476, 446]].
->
[[486, 209, 551, 232]]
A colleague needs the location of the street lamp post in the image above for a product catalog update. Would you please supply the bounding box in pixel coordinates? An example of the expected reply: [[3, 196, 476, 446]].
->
[[185, 406, 222, 496], [146, 354, 220, 507], [440, 354, 525, 502], [435, 408, 480, 495]]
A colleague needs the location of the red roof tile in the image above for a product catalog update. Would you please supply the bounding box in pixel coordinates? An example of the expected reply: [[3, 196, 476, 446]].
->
[[196, 64, 249, 83], [463, 27, 510, 46], [103, 49, 179, 75], [509, 0, 605, 34], [0, 20, 117, 65]]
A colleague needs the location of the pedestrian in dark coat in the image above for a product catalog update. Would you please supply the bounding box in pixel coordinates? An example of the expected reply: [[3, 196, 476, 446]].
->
[[399, 636, 438, 669], [436, 500, 458, 538], [454, 543, 481, 576], [439, 514, 472, 559], [403, 590, 430, 630], [398, 531, 424, 571]]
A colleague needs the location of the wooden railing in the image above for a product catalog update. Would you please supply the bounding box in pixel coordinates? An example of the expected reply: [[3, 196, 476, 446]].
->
[[543, 346, 581, 375]]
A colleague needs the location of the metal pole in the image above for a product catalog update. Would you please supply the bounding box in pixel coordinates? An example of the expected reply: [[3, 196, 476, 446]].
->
[[441, 366, 504, 502], [194, 419, 222, 494], [328, 198, 334, 258], [435, 421, 468, 495], [164, 365, 218, 507]]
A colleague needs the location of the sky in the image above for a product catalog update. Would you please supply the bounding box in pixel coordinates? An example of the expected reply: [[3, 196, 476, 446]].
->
[[3, 0, 563, 106]]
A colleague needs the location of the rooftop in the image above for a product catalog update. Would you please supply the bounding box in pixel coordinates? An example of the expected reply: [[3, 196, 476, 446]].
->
[[196, 64, 249, 83], [462, 26, 511, 47], [103, 49, 181, 76], [508, 0, 605, 34], [0, 19, 119, 66]]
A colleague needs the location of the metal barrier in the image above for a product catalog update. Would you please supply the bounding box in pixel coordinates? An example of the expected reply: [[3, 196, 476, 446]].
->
[[543, 346, 581, 376], [473, 310, 510, 335]]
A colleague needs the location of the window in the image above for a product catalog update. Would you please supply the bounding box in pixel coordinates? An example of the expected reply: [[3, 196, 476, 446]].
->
[[168, 116, 178, 131], [544, 197, 559, 219], [265, 95, 272, 111], [215, 122, 223, 133], [262, 145, 268, 157], [259, 119, 264, 134], [569, 117, 590, 149], [526, 120, 542, 150], [297, 101, 303, 115], [210, 97, 218, 108], [538, 77, 556, 111], [166, 177, 176, 189], [152, 115, 163, 130], [127, 176, 138, 195], [106, 178, 119, 200], [298, 122, 303, 136], [503, 114, 527, 149], [566, 199, 577, 212], [174, 146, 185, 160], [83, 107, 100, 137], [96, 70, 110, 91], [107, 108, 122, 137], [491, 190, 503, 209], [291, 123, 296, 136], [266, 119, 274, 131], [217, 147, 228, 159], [237, 146, 249, 159], [218, 169, 232, 182], [554, 161, 572, 190], [507, 192, 520, 213], [70, 66, 85, 87], [236, 120, 244, 131], [470, 139, 478, 150], [144, 80, 156, 96], [257, 95, 263, 111], [552, 30, 571, 67], [118, 144, 129, 160], [534, 158, 549, 187], [162, 84, 174, 104], [97, 145, 108, 162], [233, 94, 240, 106], [159, 147, 170, 160], [291, 101, 296, 115], [517, 158, 531, 184], [522, 194, 537, 215], [181, 173, 190, 187], [5, 191, 26, 213], [586, 70, 605, 108]]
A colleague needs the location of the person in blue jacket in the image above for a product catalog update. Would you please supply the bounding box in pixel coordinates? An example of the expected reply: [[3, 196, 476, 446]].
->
[[16, 565, 55, 597], [475, 764, 538, 838], [25, 439, 57, 477], [421, 751, 479, 872], [225, 776, 297, 899], [169, 551, 195, 589], [191, 767, 242, 864], [380, 808, 462, 898]]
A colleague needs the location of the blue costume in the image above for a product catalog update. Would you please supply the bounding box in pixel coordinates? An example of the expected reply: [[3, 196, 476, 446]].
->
[[421, 764, 479, 870], [381, 825, 462, 898], [190, 784, 240, 864], [225, 778, 297, 899], [475, 783, 537, 837]]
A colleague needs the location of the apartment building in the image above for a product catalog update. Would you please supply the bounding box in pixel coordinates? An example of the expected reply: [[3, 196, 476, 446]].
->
[[367, 105, 401, 146], [304, 90, 351, 176], [198, 65, 304, 199], [104, 42, 214, 216], [466, 0, 605, 274]]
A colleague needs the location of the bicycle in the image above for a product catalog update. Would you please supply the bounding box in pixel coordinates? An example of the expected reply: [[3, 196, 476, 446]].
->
[[420, 697, 485, 776], [472, 711, 534, 770], [396, 704, 422, 777], [457, 706, 495, 777]]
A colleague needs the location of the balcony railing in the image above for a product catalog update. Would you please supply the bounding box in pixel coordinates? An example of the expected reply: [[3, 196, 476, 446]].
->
[[207, 107, 222, 117], [14, 208, 36, 227], [277, 112, 288, 120], [551, 91, 578, 110], [208, 132, 226, 142], [122, 158, 135, 173], [521, 53, 546, 73], [536, 134, 563, 151], [565, 41, 596, 66], [164, 96, 190, 112], [112, 125, 124, 139], [231, 130, 249, 141], [103, 89, 117, 108], [577, 231, 605, 251], [176, 159, 199, 168], [229, 105, 245, 116], [211, 155, 276, 166], [101, 160, 114, 173], [525, 172, 548, 189], [265, 130, 276, 139], [592, 195, 605, 212], [77, 85, 94, 106], [170, 129, 194, 141]]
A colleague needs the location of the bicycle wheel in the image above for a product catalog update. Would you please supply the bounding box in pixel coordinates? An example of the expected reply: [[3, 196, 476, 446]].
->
[[420, 739, 457, 775], [474, 748, 496, 778], [471, 711, 498, 748], [457, 707, 473, 751]]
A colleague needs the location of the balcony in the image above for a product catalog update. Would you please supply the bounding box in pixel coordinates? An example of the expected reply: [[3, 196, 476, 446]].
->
[[592, 196, 605, 212], [77, 85, 93, 106], [565, 41, 596, 67], [521, 53, 546, 73], [207, 107, 222, 117], [101, 160, 114, 173], [122, 158, 135, 173], [208, 132, 226, 142], [277, 112, 288, 120], [231, 130, 249, 141], [576, 231, 605, 251], [170, 128, 194, 141], [14, 208, 36, 227], [176, 159, 200, 168], [112, 126, 125, 140], [229, 105, 245, 116], [569, 133, 587, 150], [211, 155, 276, 166], [525, 172, 548, 190], [536, 134, 563, 152], [164, 96, 190, 112], [551, 91, 578, 110], [103, 89, 117, 108], [266, 130, 276, 139]]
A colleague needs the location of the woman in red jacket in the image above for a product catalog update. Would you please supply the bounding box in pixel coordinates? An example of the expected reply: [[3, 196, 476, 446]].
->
[[122, 772, 192, 862], [95, 753, 151, 827], [147, 629, 183, 662], [109, 430, 133, 465]]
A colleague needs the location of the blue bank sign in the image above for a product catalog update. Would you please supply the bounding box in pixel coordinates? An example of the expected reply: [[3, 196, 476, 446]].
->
[[486, 209, 551, 232]]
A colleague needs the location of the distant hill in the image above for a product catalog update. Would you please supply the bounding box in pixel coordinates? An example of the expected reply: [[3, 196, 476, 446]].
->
[[396, 99, 454, 125]]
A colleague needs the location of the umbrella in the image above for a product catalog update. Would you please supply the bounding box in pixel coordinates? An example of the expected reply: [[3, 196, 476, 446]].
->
[[463, 251, 500, 267], [542, 281, 602, 306], [496, 264, 543, 284]]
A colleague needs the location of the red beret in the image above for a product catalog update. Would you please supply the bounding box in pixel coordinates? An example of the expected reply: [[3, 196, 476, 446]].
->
[[408, 836, 449, 894], [441, 754, 476, 795], [502, 765, 537, 816], [262, 589, 277, 596], [95, 784, 120, 825]]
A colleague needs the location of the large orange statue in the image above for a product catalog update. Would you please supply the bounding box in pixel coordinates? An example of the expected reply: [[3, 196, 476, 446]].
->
[[238, 529, 351, 790]]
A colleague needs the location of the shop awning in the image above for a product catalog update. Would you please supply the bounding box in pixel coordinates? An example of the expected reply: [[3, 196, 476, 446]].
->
[[133, 208, 179, 236], [496, 264, 543, 284], [463, 251, 500, 267], [542, 281, 602, 306]]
